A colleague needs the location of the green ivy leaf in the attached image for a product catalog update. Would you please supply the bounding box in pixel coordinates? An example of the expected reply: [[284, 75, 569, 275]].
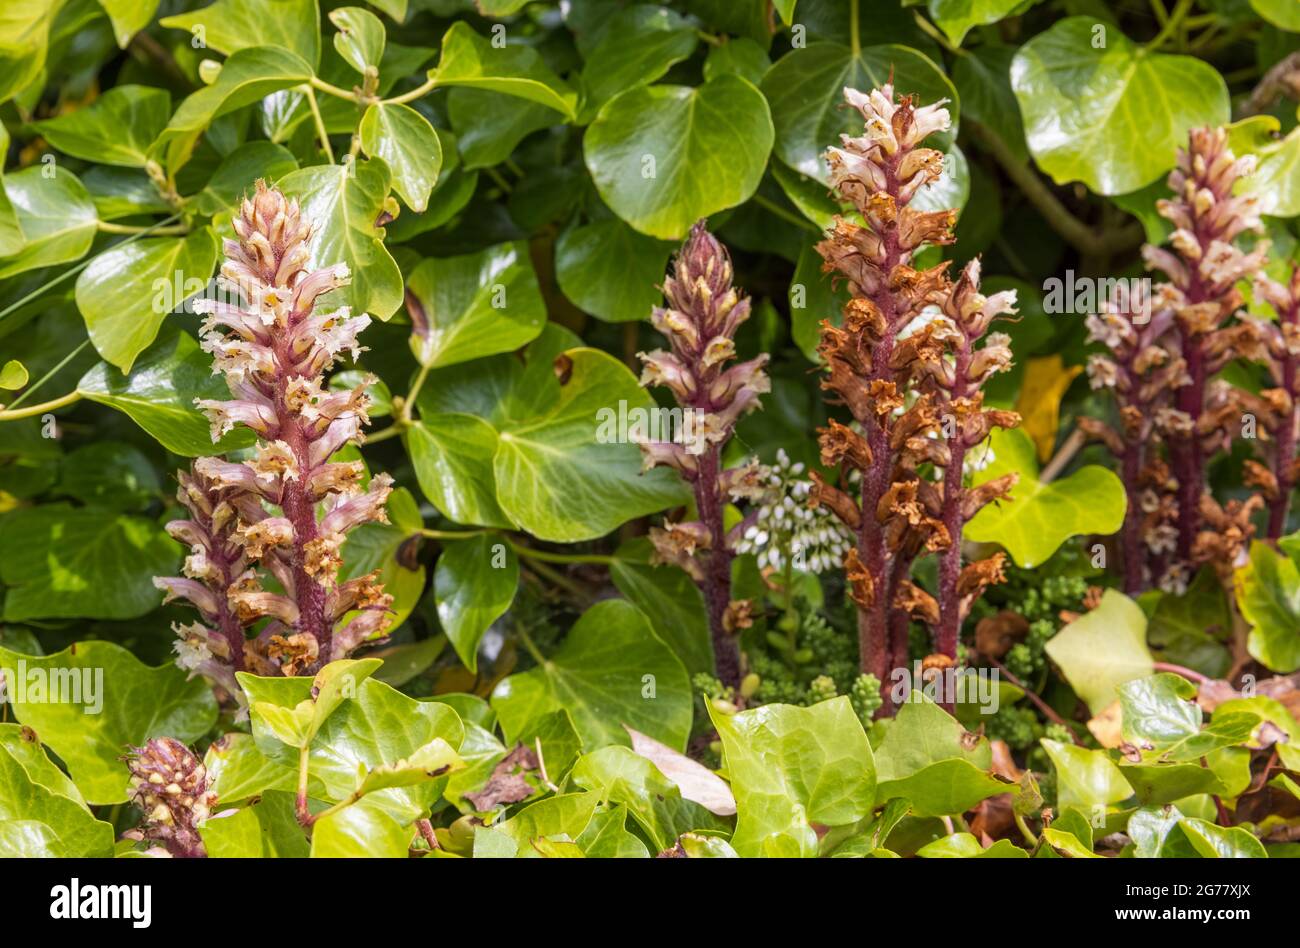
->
[[1044, 589, 1153, 715], [192, 141, 299, 217], [1147, 566, 1232, 678], [492, 598, 692, 750], [204, 732, 296, 805], [1010, 16, 1230, 194], [78, 328, 256, 456], [554, 217, 674, 323], [55, 441, 160, 511], [1237, 537, 1300, 673], [359, 103, 442, 213], [0, 641, 218, 804], [472, 792, 599, 858], [1040, 738, 1133, 811], [33, 85, 171, 167], [76, 227, 219, 373], [966, 427, 1126, 568], [1128, 804, 1266, 858], [278, 158, 404, 321], [0, 1, 60, 105], [0, 359, 27, 391], [762, 42, 958, 186], [330, 6, 385, 76], [1252, 0, 1300, 30], [199, 790, 309, 857], [403, 242, 545, 367], [0, 744, 113, 857], [152, 45, 314, 174], [710, 697, 875, 857], [584, 75, 774, 239], [431, 22, 578, 120], [916, 832, 1027, 857], [434, 533, 518, 671], [0, 168, 98, 280], [0, 503, 179, 621], [928, 0, 1029, 46], [609, 538, 714, 676], [406, 414, 513, 528], [448, 88, 556, 169], [579, 5, 698, 113], [160, 0, 320, 67]]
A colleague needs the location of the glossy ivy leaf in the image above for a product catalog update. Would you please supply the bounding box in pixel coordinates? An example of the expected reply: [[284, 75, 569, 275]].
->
[[193, 141, 299, 217], [330, 6, 385, 76], [703, 36, 770, 86], [434, 533, 518, 671], [55, 441, 160, 511], [406, 414, 513, 528], [159, 0, 321, 67], [151, 46, 314, 174], [1236, 538, 1300, 673], [0, 723, 84, 805], [710, 697, 875, 858], [1228, 115, 1300, 219], [278, 158, 404, 321], [578, 5, 698, 113], [340, 486, 425, 634], [492, 598, 693, 750], [0, 359, 27, 390], [583, 75, 774, 240], [199, 790, 310, 857], [1214, 695, 1300, 772], [472, 792, 600, 858], [1120, 746, 1251, 804], [204, 732, 297, 805], [1128, 804, 1266, 858], [609, 538, 714, 676], [1010, 16, 1230, 195], [490, 347, 690, 540], [762, 42, 958, 186], [448, 88, 556, 169], [554, 217, 674, 323], [431, 22, 578, 120], [0, 744, 113, 857], [0, 641, 218, 805], [576, 806, 651, 858], [916, 832, 1027, 858], [76, 228, 220, 373], [1251, 0, 1300, 30], [0, 167, 98, 280], [570, 746, 727, 851], [249, 659, 383, 749], [928, 0, 1029, 46], [33, 85, 170, 167], [1040, 738, 1133, 811], [1044, 589, 1153, 715], [953, 44, 1027, 162], [0, 0, 59, 105], [359, 103, 442, 213], [1117, 673, 1257, 764], [0, 503, 178, 621], [403, 242, 546, 367], [77, 328, 256, 456], [874, 696, 1007, 816], [965, 427, 1126, 568]]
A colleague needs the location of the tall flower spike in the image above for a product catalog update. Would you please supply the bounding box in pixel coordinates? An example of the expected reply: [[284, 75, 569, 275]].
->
[[1143, 128, 1267, 568], [812, 85, 972, 713], [122, 737, 216, 858], [638, 221, 770, 690], [1247, 265, 1300, 537], [154, 181, 394, 685]]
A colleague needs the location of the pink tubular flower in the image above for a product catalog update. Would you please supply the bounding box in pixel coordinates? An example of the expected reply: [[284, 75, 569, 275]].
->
[[154, 181, 393, 687], [122, 737, 216, 858], [638, 221, 770, 690]]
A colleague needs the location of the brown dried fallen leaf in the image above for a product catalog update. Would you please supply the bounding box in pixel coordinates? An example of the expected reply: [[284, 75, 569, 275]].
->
[[624, 724, 737, 816]]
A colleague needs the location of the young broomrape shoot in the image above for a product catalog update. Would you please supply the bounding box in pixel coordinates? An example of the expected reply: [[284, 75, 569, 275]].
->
[[810, 85, 1019, 712], [154, 181, 394, 688], [122, 737, 216, 858], [1247, 266, 1300, 537], [1144, 128, 1267, 583], [638, 221, 770, 690]]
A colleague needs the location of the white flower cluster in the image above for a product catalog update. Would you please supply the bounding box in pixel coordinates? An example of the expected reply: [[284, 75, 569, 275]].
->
[[733, 450, 854, 574]]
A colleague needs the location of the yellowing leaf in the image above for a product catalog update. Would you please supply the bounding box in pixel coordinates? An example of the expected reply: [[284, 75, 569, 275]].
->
[[1014, 355, 1082, 462]]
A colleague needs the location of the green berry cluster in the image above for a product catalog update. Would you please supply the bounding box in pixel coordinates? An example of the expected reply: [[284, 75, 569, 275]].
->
[[984, 704, 1044, 751], [806, 675, 837, 704], [849, 673, 883, 725], [1004, 618, 1055, 681]]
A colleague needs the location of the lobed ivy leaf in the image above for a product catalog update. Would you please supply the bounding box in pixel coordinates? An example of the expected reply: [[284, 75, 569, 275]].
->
[[578, 5, 698, 113], [406, 413, 513, 528], [928, 0, 1032, 46], [1236, 537, 1300, 673], [199, 790, 309, 857], [159, 0, 321, 68], [0, 641, 218, 805], [0, 743, 113, 857], [431, 22, 578, 120], [710, 697, 875, 857], [472, 792, 599, 858], [965, 427, 1126, 568], [1040, 738, 1132, 811], [1010, 16, 1230, 194], [584, 75, 774, 240], [492, 598, 693, 751]]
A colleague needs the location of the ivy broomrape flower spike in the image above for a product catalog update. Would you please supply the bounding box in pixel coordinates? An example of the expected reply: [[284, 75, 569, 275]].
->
[[638, 221, 770, 691], [122, 737, 216, 858], [154, 181, 394, 687], [1142, 128, 1268, 580], [1247, 265, 1300, 538], [811, 85, 1019, 713]]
